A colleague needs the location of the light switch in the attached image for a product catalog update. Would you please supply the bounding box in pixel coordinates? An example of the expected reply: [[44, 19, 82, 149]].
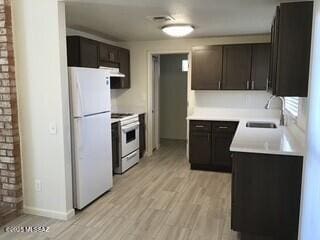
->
[[49, 121, 57, 135]]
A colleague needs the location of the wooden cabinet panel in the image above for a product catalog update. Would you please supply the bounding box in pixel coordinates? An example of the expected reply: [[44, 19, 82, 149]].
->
[[111, 48, 130, 89], [269, 7, 280, 95], [211, 121, 238, 171], [231, 152, 303, 239], [251, 44, 270, 90], [276, 2, 313, 97], [212, 132, 234, 171], [191, 43, 270, 91], [99, 43, 109, 62], [67, 36, 99, 68], [189, 120, 238, 172], [189, 131, 212, 165], [269, 2, 313, 97], [66, 36, 131, 89], [189, 120, 212, 166], [112, 122, 120, 170], [222, 44, 252, 90], [139, 113, 146, 158], [79, 38, 99, 68], [99, 43, 119, 67], [191, 46, 223, 90]]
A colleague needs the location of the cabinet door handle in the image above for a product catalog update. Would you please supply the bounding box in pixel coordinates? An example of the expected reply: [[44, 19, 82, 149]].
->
[[195, 125, 205, 128], [207, 134, 210, 142], [219, 126, 229, 129], [218, 81, 221, 90], [246, 80, 250, 90], [251, 80, 255, 90]]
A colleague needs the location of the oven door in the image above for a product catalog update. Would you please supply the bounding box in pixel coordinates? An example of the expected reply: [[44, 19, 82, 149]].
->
[[121, 122, 140, 157]]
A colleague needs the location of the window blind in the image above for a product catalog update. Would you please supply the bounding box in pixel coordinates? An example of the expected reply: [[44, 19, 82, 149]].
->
[[285, 97, 299, 118]]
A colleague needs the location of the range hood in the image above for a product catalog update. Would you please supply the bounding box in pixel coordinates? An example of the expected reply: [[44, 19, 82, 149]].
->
[[99, 67, 125, 78]]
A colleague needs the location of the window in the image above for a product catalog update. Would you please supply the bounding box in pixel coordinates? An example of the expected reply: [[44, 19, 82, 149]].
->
[[182, 59, 188, 72], [285, 97, 299, 118]]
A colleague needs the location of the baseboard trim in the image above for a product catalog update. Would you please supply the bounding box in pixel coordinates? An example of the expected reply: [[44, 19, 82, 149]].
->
[[23, 206, 75, 220], [190, 164, 232, 173]]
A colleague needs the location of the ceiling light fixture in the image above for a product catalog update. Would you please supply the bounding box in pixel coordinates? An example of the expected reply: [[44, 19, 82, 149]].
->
[[161, 24, 194, 37]]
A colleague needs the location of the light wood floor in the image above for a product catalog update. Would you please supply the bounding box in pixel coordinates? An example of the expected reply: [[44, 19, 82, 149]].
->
[[0, 140, 239, 240]]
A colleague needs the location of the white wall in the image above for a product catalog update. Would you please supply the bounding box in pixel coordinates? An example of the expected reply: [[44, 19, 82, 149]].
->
[[12, 0, 74, 220], [159, 54, 188, 140], [299, 0, 320, 239]]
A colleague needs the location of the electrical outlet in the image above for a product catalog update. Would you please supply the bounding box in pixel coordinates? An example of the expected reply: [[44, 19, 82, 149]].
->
[[35, 179, 41, 192]]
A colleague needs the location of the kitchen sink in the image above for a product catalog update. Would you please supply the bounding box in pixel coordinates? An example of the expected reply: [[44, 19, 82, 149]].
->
[[246, 121, 277, 129]]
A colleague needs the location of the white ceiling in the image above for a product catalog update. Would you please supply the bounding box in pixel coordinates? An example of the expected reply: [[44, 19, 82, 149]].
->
[[64, 0, 292, 42]]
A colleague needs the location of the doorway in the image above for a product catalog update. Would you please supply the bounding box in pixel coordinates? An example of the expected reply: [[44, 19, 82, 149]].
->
[[150, 53, 189, 153]]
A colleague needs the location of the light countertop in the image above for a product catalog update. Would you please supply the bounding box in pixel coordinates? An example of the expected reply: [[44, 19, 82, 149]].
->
[[187, 108, 305, 157], [111, 119, 120, 124], [111, 105, 146, 116]]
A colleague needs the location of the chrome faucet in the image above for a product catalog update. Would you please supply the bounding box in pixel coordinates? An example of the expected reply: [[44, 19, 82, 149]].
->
[[264, 96, 286, 126]]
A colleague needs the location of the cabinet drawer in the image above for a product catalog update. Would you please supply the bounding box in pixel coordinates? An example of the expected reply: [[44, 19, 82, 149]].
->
[[212, 121, 238, 133], [190, 120, 211, 132]]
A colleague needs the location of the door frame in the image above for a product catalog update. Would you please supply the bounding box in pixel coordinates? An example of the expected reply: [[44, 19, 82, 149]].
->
[[147, 50, 191, 156], [152, 55, 160, 151]]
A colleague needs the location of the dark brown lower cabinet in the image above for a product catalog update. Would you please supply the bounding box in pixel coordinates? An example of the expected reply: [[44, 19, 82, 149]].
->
[[139, 113, 146, 158], [212, 122, 238, 171], [231, 152, 303, 240], [189, 120, 238, 172], [189, 131, 212, 165], [111, 122, 120, 171]]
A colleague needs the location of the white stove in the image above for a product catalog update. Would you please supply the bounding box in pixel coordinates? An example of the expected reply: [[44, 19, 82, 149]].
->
[[111, 113, 140, 174]]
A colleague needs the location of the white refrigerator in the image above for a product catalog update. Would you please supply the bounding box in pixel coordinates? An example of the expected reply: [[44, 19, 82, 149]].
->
[[68, 67, 113, 210]]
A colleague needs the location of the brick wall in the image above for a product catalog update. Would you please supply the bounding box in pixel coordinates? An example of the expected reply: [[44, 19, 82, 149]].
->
[[0, 0, 22, 225]]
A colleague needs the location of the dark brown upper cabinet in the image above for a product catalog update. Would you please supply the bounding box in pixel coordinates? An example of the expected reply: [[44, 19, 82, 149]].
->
[[67, 36, 99, 68], [119, 48, 131, 89], [66, 36, 131, 89], [110, 48, 130, 89], [99, 43, 119, 68], [191, 43, 271, 91], [269, 7, 280, 95], [251, 44, 270, 90], [191, 46, 223, 90], [222, 44, 252, 90], [269, 1, 313, 97]]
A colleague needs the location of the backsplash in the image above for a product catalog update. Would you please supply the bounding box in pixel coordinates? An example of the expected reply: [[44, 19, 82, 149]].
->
[[193, 91, 281, 109]]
